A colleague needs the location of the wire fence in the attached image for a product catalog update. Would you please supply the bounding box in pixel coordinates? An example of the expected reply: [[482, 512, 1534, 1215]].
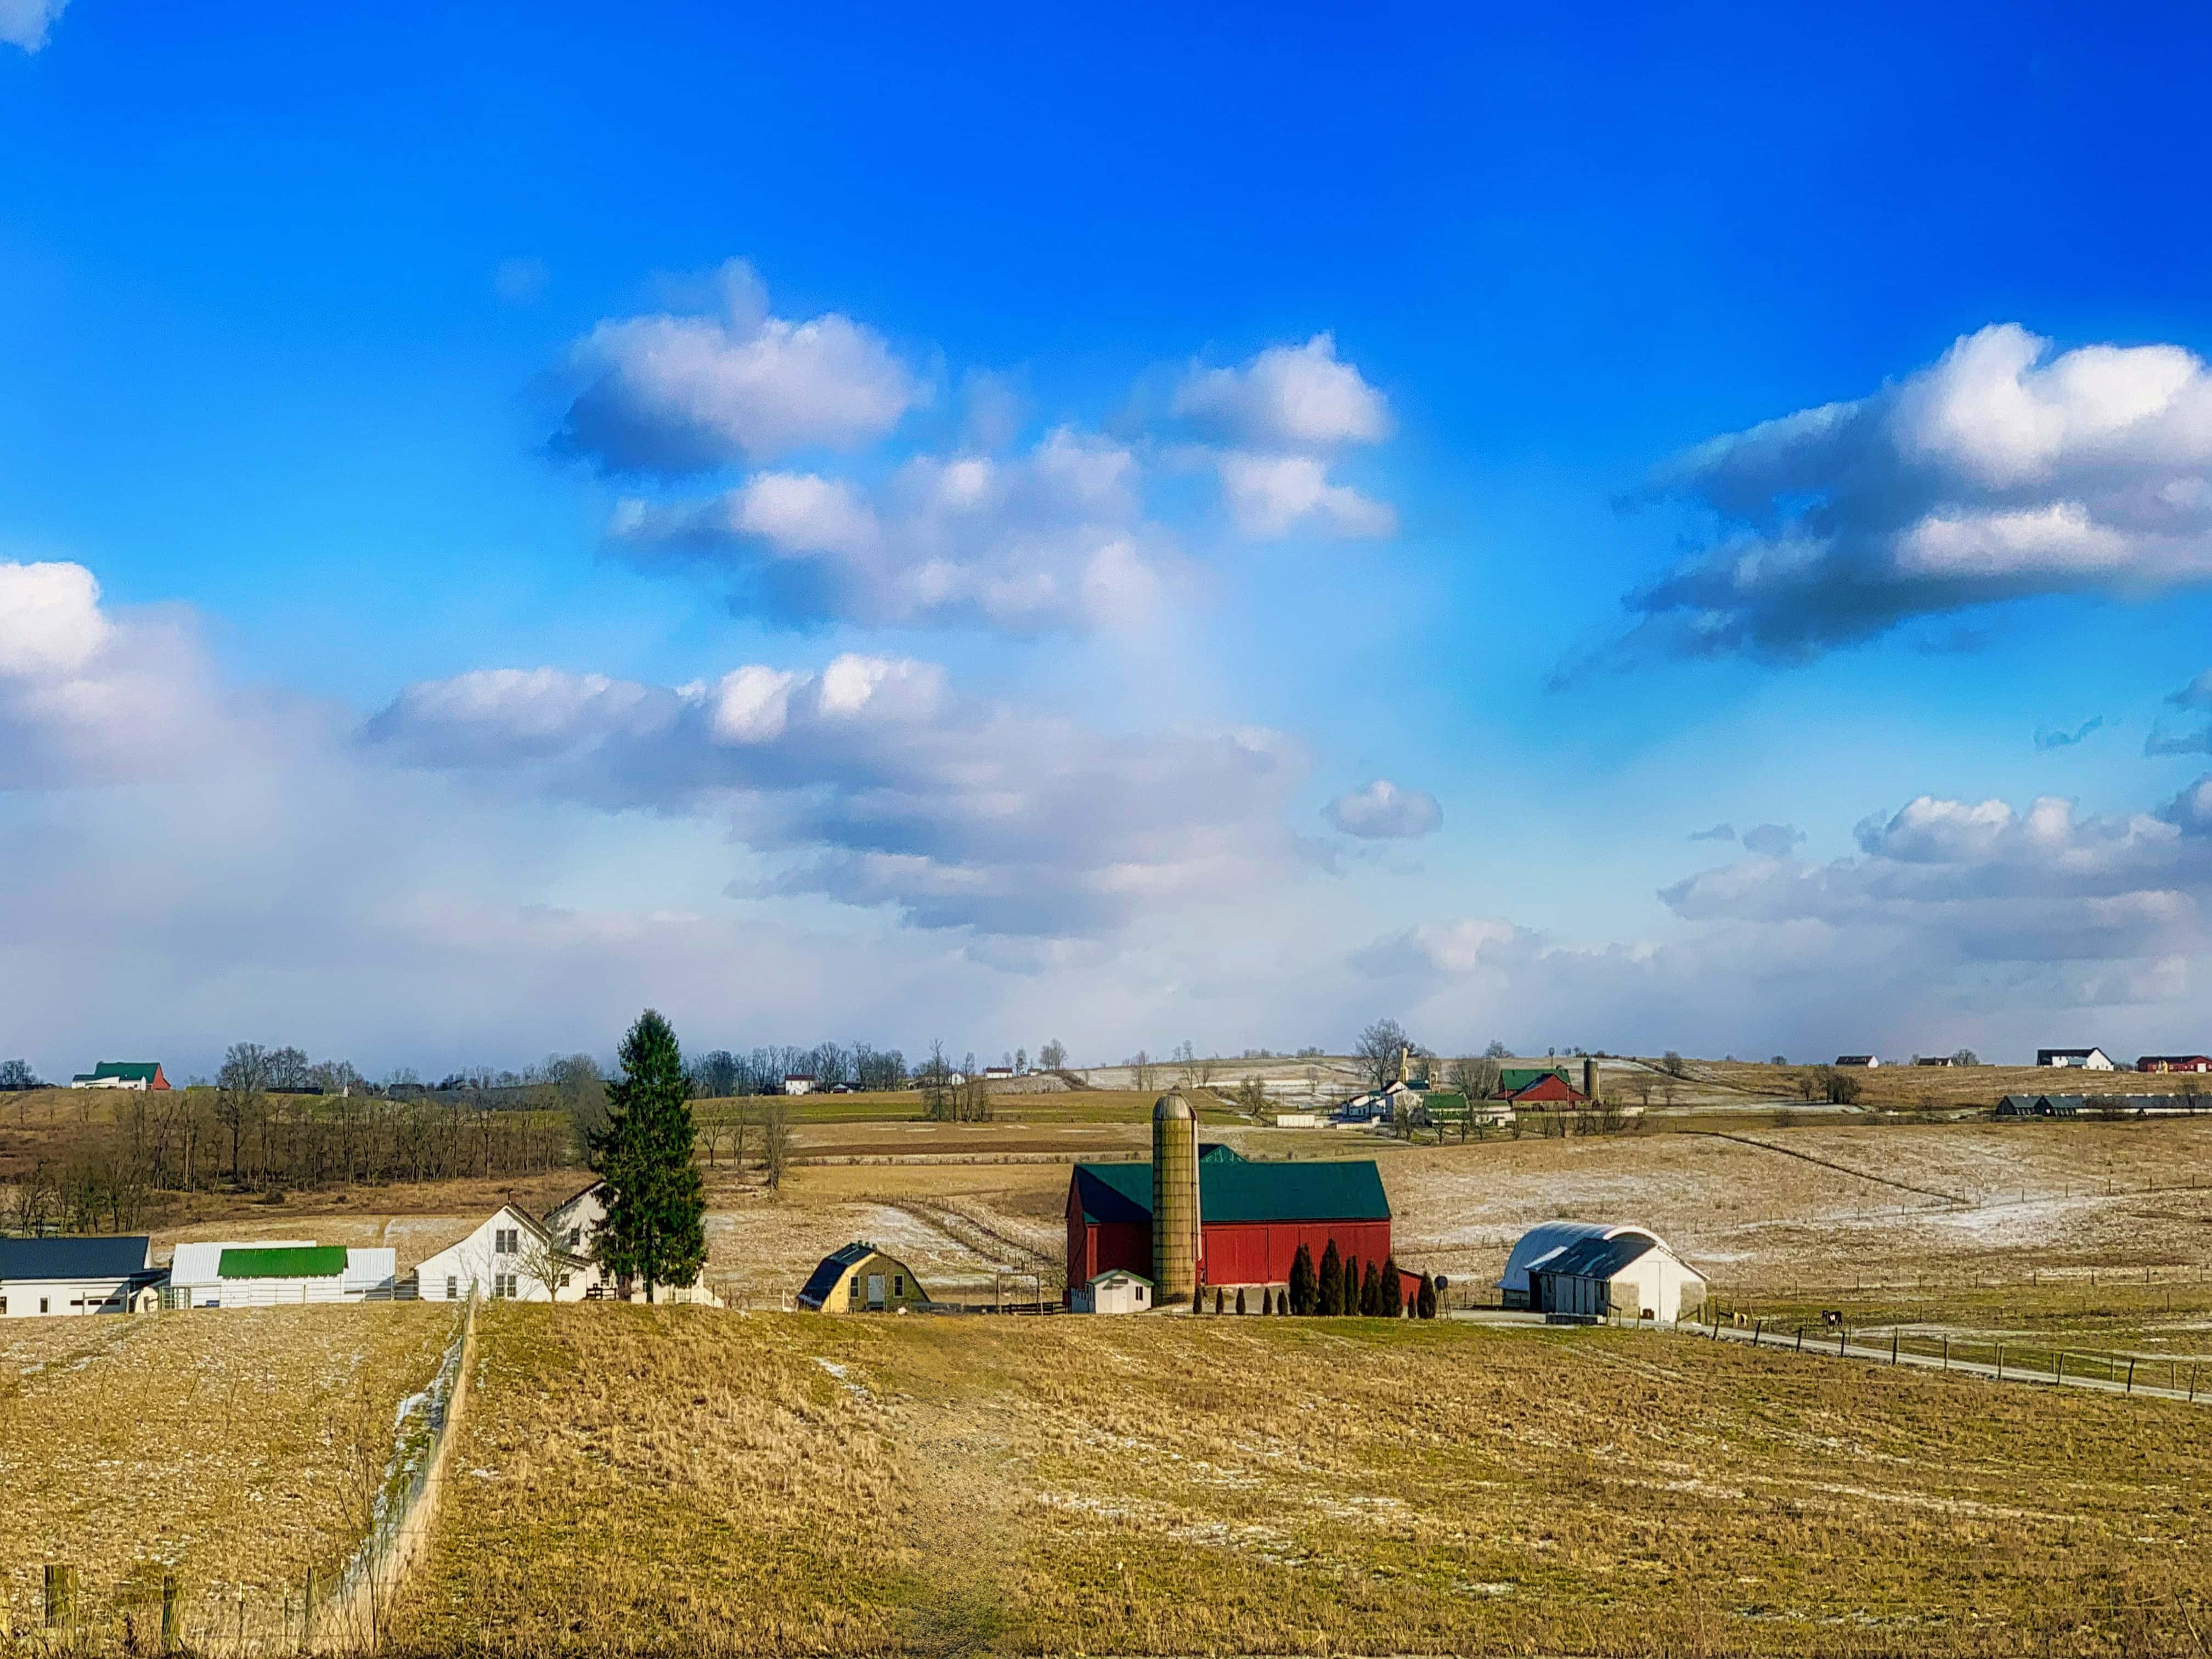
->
[[1, 1301, 472, 1654]]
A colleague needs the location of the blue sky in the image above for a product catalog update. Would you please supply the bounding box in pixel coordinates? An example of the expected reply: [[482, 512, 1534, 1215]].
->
[[8, 3, 2212, 1076]]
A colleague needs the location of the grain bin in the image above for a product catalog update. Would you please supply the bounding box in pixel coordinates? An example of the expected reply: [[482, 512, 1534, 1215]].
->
[[1583, 1057, 1600, 1102], [1150, 1090, 1200, 1305]]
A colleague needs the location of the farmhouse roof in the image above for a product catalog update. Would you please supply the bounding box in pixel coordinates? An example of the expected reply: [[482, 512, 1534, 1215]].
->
[[2037, 1047, 2108, 1060], [1499, 1222, 1667, 1294], [217, 1244, 348, 1279], [1071, 1156, 1390, 1226], [1836, 1055, 1877, 1065], [0, 1234, 154, 1281]]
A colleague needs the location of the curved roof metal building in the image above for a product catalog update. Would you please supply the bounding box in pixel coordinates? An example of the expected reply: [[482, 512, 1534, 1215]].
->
[[1498, 1221, 1666, 1296]]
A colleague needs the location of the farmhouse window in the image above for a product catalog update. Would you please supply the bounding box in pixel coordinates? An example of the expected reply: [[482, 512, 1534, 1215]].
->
[[567, 1227, 582, 1248], [447, 1276, 458, 1300], [495, 1227, 519, 1255], [40, 1297, 50, 1314]]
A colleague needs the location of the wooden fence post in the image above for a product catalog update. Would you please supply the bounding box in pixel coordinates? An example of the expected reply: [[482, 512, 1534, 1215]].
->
[[1996, 1344, 2004, 1382], [1941, 1336, 1948, 1371], [161, 1573, 179, 1653], [1796, 1325, 1803, 1353], [304, 1566, 317, 1645], [1891, 1329, 1898, 1365], [2056, 1351, 2064, 1386], [2127, 1359, 2136, 1394], [43, 1564, 76, 1629]]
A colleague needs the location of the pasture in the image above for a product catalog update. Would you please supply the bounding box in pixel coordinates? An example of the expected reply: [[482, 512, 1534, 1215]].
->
[[391, 1305, 2212, 1657]]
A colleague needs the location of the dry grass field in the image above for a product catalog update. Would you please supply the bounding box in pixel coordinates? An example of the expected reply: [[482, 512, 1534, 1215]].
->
[[0, 1302, 456, 1645], [391, 1305, 2212, 1658]]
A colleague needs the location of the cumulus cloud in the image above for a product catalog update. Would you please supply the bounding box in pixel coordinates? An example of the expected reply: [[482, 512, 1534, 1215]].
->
[[608, 427, 1173, 633], [2146, 670, 2212, 755], [1622, 324, 2212, 660], [1739, 822, 1805, 858], [0, 561, 255, 788], [1660, 791, 2211, 967], [1214, 452, 1396, 538], [1323, 780, 1442, 839], [1170, 334, 1397, 540], [2035, 715, 2106, 752], [555, 260, 922, 473], [1688, 822, 1737, 843], [1172, 334, 1392, 450], [0, 0, 67, 50], [365, 653, 1308, 938]]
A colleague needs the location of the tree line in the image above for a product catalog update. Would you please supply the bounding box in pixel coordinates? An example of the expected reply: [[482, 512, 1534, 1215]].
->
[[1199, 1240, 1441, 1319]]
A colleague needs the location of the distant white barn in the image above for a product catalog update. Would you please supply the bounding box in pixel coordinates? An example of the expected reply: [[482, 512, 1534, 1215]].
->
[[1499, 1221, 1705, 1325], [167, 1240, 397, 1308], [414, 1204, 600, 1302], [0, 1236, 162, 1318]]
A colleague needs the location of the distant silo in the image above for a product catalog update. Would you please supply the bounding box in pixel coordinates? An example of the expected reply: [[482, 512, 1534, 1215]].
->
[[1151, 1091, 1200, 1305], [1583, 1057, 1601, 1102]]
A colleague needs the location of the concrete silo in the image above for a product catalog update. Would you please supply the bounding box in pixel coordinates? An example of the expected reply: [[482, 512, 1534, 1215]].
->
[[1150, 1090, 1200, 1306], [1583, 1057, 1601, 1102]]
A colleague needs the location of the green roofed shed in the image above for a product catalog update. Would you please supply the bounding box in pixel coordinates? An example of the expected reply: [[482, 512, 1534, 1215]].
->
[[217, 1245, 348, 1280]]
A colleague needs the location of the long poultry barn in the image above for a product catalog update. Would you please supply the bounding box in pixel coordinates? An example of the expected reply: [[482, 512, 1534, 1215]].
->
[[1066, 1099, 1397, 1307]]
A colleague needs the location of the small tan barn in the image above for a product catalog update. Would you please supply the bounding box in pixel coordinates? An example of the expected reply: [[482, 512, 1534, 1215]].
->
[[797, 1243, 930, 1312]]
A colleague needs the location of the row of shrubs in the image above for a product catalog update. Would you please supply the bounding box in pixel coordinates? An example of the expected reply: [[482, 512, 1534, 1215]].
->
[[1196, 1238, 1442, 1318]]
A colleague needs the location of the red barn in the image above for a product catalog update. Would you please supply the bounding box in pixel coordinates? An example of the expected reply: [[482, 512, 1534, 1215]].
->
[[1066, 1146, 1396, 1301], [1506, 1071, 1587, 1105]]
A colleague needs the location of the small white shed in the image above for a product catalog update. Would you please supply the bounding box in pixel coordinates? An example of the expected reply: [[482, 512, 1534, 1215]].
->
[[167, 1240, 397, 1307], [1074, 1267, 1154, 1314]]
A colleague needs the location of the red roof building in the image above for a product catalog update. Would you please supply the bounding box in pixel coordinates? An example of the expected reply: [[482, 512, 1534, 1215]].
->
[[1506, 1071, 1588, 1105], [2138, 1055, 2212, 1074]]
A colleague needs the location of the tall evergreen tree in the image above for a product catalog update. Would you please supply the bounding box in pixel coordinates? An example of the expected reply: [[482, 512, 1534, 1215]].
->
[[1380, 1254, 1404, 1318], [1317, 1239, 1344, 1316], [1417, 1273, 1440, 1320], [1361, 1260, 1382, 1316], [1344, 1254, 1361, 1314], [590, 1009, 707, 1301], [1289, 1243, 1316, 1315]]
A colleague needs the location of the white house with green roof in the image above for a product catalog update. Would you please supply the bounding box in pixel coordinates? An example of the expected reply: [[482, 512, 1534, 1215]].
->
[[166, 1239, 397, 1307]]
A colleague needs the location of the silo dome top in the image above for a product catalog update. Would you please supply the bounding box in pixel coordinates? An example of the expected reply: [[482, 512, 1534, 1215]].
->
[[1153, 1090, 1194, 1120]]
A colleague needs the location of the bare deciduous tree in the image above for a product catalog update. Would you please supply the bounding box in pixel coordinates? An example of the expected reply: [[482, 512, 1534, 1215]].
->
[[1355, 1019, 1413, 1090]]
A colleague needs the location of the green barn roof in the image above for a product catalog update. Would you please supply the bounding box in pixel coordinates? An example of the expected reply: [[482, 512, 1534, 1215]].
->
[[75, 1062, 162, 1083], [1073, 1156, 1390, 1226], [217, 1245, 348, 1280]]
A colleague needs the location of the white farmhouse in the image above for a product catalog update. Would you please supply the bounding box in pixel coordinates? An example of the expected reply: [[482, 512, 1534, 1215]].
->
[[2038, 1047, 2117, 1070], [0, 1236, 163, 1318], [537, 1181, 721, 1305], [167, 1240, 397, 1307], [415, 1204, 598, 1302]]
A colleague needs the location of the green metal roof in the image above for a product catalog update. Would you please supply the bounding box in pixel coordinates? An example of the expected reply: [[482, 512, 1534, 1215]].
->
[[1073, 1157, 1390, 1225], [78, 1062, 161, 1082], [217, 1245, 347, 1279]]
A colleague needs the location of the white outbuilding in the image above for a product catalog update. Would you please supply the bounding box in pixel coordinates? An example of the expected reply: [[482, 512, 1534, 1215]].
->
[[166, 1240, 397, 1307], [1500, 1221, 1705, 1325], [0, 1236, 163, 1317], [1071, 1267, 1154, 1314], [415, 1204, 599, 1302]]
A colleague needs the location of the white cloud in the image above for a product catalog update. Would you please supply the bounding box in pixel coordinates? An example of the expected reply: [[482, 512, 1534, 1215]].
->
[[1624, 323, 2212, 659], [1323, 780, 1441, 839], [1172, 334, 1392, 449], [556, 259, 922, 472], [1739, 822, 1804, 858], [610, 427, 1176, 633], [0, 0, 68, 51], [365, 652, 1308, 938], [1215, 452, 1396, 538]]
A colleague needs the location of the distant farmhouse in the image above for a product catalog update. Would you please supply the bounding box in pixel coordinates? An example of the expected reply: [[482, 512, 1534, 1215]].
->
[[1835, 1055, 1880, 1068], [69, 1061, 171, 1092], [2138, 1054, 2212, 1074], [2038, 1047, 2117, 1070], [781, 1074, 816, 1095], [0, 1236, 163, 1318], [415, 1203, 599, 1302]]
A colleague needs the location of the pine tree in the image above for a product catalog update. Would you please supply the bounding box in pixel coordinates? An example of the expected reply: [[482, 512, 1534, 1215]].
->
[[1215, 1285, 1225, 1315], [1261, 1287, 1272, 1315], [1317, 1239, 1343, 1316], [1361, 1261, 1381, 1316], [1289, 1243, 1316, 1315], [1417, 1273, 1439, 1319], [589, 1009, 707, 1301], [1235, 1287, 1246, 1315], [1380, 1254, 1404, 1318], [1344, 1254, 1360, 1316]]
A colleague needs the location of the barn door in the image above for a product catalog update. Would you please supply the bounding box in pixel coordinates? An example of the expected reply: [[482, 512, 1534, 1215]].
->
[[867, 1273, 885, 1307]]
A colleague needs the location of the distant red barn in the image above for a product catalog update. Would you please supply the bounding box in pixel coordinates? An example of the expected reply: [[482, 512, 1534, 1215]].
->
[[1506, 1071, 1587, 1105], [1066, 1146, 1397, 1300]]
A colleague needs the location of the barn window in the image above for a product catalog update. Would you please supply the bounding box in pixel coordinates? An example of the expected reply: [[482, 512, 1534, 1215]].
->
[[40, 1297, 50, 1314], [893, 1275, 904, 1296], [446, 1276, 458, 1300]]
